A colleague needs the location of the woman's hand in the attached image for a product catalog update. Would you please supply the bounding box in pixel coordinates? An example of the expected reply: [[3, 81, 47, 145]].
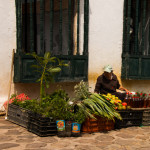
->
[[119, 86, 130, 94]]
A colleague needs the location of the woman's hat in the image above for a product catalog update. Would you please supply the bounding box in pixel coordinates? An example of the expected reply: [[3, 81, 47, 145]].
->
[[103, 65, 113, 73]]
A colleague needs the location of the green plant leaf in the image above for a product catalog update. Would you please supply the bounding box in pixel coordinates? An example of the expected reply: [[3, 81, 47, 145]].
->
[[31, 65, 41, 69], [44, 77, 50, 89], [47, 67, 61, 73], [44, 52, 51, 59], [63, 63, 69, 67], [43, 59, 48, 64], [36, 78, 41, 82], [45, 82, 49, 88], [48, 57, 57, 62]]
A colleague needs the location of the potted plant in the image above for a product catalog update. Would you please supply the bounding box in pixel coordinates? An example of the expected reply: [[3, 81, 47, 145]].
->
[[72, 108, 86, 136], [44, 89, 73, 137], [7, 52, 69, 136], [63, 105, 74, 137]]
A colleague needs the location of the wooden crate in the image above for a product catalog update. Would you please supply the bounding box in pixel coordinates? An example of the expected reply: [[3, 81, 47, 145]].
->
[[81, 116, 114, 133]]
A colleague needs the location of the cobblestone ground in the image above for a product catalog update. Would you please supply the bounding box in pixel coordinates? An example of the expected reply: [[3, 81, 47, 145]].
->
[[0, 116, 150, 150]]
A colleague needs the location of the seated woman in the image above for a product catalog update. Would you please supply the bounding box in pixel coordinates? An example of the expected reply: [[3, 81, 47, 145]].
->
[[94, 65, 130, 101]]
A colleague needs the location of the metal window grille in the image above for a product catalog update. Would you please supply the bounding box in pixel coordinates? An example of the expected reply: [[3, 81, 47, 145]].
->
[[14, 0, 89, 82], [122, 0, 150, 79], [18, 0, 89, 55]]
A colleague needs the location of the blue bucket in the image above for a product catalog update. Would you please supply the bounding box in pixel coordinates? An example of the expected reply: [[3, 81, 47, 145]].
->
[[72, 123, 81, 133]]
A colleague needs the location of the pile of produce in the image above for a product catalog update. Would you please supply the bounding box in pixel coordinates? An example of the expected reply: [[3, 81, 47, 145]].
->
[[73, 81, 122, 121], [102, 93, 128, 110]]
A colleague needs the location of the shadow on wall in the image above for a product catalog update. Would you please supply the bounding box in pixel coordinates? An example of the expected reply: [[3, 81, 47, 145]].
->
[[122, 80, 150, 93], [13, 82, 79, 99]]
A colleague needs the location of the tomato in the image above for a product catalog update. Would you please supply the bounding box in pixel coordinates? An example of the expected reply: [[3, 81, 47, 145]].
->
[[122, 102, 127, 106]]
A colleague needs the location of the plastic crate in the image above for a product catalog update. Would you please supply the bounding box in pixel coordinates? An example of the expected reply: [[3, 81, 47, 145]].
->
[[115, 119, 142, 129], [28, 122, 57, 137], [27, 111, 57, 137], [7, 104, 57, 137], [117, 110, 143, 119], [142, 109, 150, 126], [28, 112, 55, 126], [143, 110, 150, 117], [142, 121, 150, 126], [115, 110, 143, 129], [7, 104, 29, 128], [81, 116, 114, 133]]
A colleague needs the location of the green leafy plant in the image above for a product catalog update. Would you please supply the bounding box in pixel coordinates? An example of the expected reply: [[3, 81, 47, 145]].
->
[[28, 52, 68, 105], [50, 88, 69, 102], [48, 98, 67, 119], [74, 80, 90, 101], [12, 98, 20, 106], [21, 89, 68, 119], [73, 108, 86, 124], [11, 89, 72, 119], [10, 94, 17, 99]]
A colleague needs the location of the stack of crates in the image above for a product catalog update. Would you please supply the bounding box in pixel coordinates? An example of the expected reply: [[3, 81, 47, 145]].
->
[[142, 109, 150, 126], [27, 112, 57, 137], [115, 110, 143, 129]]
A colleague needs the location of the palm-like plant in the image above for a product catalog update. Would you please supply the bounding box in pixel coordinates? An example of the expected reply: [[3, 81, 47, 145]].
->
[[73, 81, 122, 121], [28, 52, 68, 105]]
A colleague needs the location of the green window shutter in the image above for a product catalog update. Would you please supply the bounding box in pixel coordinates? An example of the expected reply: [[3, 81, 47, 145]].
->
[[50, 0, 54, 52], [14, 0, 89, 83], [30, 0, 34, 52], [16, 0, 22, 53], [40, 0, 45, 55], [122, 0, 150, 79]]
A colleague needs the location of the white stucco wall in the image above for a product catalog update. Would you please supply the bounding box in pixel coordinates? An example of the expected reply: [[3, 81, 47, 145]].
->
[[0, 0, 16, 108], [88, 0, 124, 91]]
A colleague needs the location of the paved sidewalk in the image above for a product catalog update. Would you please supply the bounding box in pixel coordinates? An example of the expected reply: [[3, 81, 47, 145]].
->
[[0, 116, 150, 150]]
